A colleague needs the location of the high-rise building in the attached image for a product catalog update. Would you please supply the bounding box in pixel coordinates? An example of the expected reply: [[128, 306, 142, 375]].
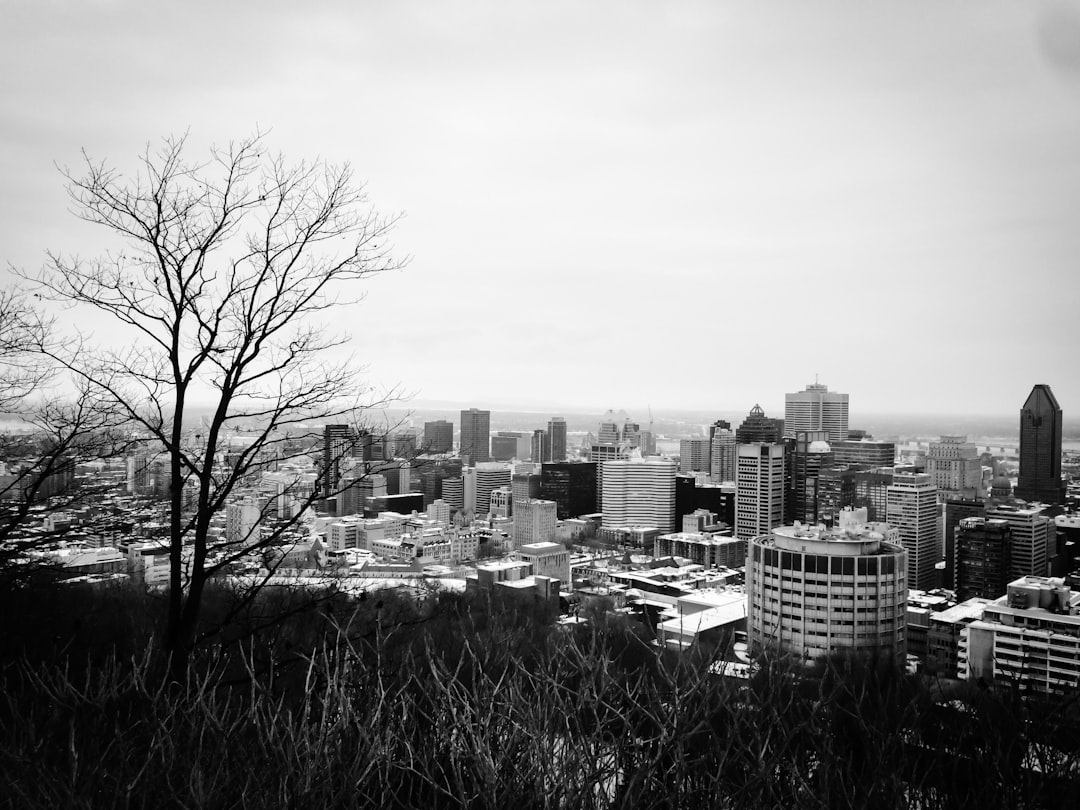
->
[[490, 434, 518, 461], [831, 440, 896, 468], [531, 429, 550, 463], [925, 435, 982, 500], [322, 424, 356, 498], [474, 462, 512, 517], [600, 456, 676, 533], [422, 420, 453, 454], [459, 408, 491, 464], [955, 517, 1012, 602], [735, 443, 786, 541], [513, 498, 558, 549], [1015, 384, 1064, 504], [709, 428, 736, 483], [679, 439, 711, 474], [788, 430, 833, 526], [886, 472, 940, 591], [746, 518, 908, 664], [547, 417, 567, 462], [540, 461, 598, 519], [985, 502, 1052, 581], [943, 497, 985, 588], [735, 405, 784, 444], [784, 381, 849, 443]]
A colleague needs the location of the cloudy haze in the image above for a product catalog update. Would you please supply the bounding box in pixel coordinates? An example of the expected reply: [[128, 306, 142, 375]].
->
[[3, 0, 1079, 417]]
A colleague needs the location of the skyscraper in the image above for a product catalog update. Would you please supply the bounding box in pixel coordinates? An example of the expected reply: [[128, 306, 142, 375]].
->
[[985, 502, 1052, 581], [709, 428, 736, 483], [925, 435, 982, 500], [886, 472, 940, 591], [788, 430, 833, 526], [423, 420, 453, 454], [322, 424, 356, 498], [547, 417, 567, 462], [785, 381, 849, 443], [679, 439, 711, 474], [955, 517, 1011, 601], [736, 443, 786, 541], [735, 405, 784, 444], [531, 429, 549, 463], [540, 461, 598, 519], [459, 408, 491, 464], [600, 456, 676, 533], [474, 462, 512, 517], [1015, 384, 1064, 504]]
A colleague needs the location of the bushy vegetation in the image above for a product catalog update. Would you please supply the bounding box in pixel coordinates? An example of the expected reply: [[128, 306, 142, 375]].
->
[[2, 582, 1078, 809]]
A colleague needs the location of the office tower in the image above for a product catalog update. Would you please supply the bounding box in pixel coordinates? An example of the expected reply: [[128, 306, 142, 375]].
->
[[784, 381, 849, 443], [676, 475, 736, 528], [943, 497, 986, 588], [381, 460, 411, 496], [489, 487, 513, 518], [518, 541, 571, 589], [513, 498, 558, 549], [597, 410, 640, 449], [955, 517, 1012, 601], [390, 429, 417, 458], [831, 440, 896, 468], [985, 502, 1052, 580], [600, 456, 677, 533], [886, 472, 941, 591], [491, 434, 518, 461], [474, 462, 512, 517], [530, 429, 550, 463], [961, 576, 1080, 696], [925, 435, 982, 499], [708, 419, 732, 440], [746, 519, 908, 664], [337, 469, 388, 517], [442, 467, 476, 515], [789, 430, 833, 526], [735, 405, 784, 444], [1015, 384, 1065, 504], [321, 424, 360, 498], [735, 443, 786, 541], [512, 469, 542, 504], [709, 428, 736, 483], [423, 420, 453, 454], [412, 456, 461, 507], [679, 439, 711, 474], [459, 408, 491, 464], [540, 461, 598, 519], [850, 467, 895, 522], [547, 417, 567, 462], [638, 429, 656, 456]]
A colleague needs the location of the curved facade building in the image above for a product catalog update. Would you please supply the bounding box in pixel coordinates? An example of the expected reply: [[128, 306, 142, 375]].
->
[[746, 519, 908, 664]]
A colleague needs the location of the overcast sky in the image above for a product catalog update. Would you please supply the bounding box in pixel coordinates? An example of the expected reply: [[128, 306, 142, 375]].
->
[[2, 0, 1079, 417]]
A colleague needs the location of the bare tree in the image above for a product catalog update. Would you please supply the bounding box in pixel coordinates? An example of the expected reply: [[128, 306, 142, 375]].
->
[[26, 133, 403, 671]]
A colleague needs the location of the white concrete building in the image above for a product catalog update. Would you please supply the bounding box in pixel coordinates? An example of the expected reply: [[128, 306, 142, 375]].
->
[[784, 381, 849, 443], [513, 498, 558, 549], [886, 472, 940, 591], [735, 443, 786, 541], [746, 521, 907, 664], [600, 456, 676, 534]]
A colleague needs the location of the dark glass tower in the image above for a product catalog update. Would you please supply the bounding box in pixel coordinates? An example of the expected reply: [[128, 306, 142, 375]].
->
[[1015, 384, 1064, 504], [735, 405, 784, 444], [459, 408, 491, 464], [540, 461, 597, 519]]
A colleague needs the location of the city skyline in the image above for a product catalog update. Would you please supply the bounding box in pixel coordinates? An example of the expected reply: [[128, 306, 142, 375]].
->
[[3, 2, 1080, 416]]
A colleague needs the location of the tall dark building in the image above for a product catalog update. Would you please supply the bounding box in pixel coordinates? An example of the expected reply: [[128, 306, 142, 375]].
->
[[490, 435, 518, 461], [322, 424, 359, 497], [547, 417, 567, 462], [943, 497, 985, 588], [540, 461, 597, 519], [423, 420, 453, 454], [459, 408, 491, 464], [1015, 384, 1064, 504], [788, 430, 833, 525], [955, 516, 1011, 601], [676, 474, 736, 528], [735, 405, 784, 444]]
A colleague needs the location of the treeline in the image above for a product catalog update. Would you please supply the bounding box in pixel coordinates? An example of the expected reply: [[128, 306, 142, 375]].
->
[[1, 581, 1079, 809]]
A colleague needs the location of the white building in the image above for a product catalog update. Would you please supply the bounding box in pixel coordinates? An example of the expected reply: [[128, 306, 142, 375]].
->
[[886, 472, 940, 591], [226, 496, 264, 546], [600, 456, 676, 534], [925, 435, 982, 499], [475, 462, 512, 517], [513, 498, 558, 549], [709, 428, 736, 483], [784, 381, 849, 443], [746, 520, 907, 664], [960, 576, 1080, 695], [735, 443, 786, 541]]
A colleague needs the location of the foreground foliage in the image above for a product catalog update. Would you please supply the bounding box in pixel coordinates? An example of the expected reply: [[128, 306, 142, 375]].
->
[[1, 583, 1078, 809]]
